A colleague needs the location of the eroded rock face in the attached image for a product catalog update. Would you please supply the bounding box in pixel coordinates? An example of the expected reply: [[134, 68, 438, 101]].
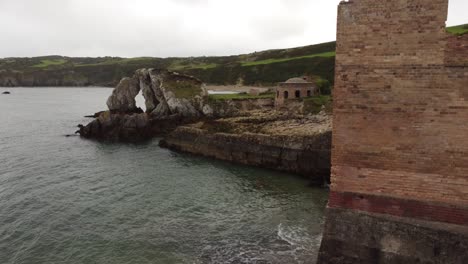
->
[[79, 69, 207, 141], [106, 77, 140, 112], [106, 69, 206, 117], [159, 110, 332, 184], [78, 112, 194, 141], [0, 69, 90, 87], [136, 69, 158, 113], [204, 98, 275, 118], [147, 69, 206, 117], [79, 112, 150, 141]]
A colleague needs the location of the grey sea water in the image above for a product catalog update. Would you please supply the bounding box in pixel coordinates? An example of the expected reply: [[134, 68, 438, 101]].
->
[[0, 88, 327, 264]]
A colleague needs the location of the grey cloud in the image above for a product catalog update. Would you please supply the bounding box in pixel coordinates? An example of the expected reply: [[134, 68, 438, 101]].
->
[[0, 0, 466, 58], [249, 16, 307, 41]]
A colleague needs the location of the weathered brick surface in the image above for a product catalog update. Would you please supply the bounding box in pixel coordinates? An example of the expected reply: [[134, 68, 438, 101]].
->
[[328, 191, 468, 226], [331, 0, 468, 218], [318, 0, 468, 262], [276, 83, 316, 106], [445, 34, 468, 66]]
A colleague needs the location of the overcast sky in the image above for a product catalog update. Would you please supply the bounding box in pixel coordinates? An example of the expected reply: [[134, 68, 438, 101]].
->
[[0, 0, 466, 58]]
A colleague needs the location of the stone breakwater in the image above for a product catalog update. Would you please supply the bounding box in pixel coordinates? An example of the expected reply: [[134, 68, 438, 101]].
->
[[160, 111, 332, 184]]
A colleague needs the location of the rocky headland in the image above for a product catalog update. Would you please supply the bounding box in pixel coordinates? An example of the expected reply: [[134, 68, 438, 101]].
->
[[160, 110, 331, 184], [78, 69, 208, 141], [78, 68, 332, 184]]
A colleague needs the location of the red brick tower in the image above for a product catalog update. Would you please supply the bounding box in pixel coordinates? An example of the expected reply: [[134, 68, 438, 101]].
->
[[318, 0, 468, 263]]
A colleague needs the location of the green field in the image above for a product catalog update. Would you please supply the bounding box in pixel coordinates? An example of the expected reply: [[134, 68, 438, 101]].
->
[[75, 57, 156, 67], [169, 61, 218, 70], [32, 59, 67, 68], [241, 51, 336, 66], [447, 24, 468, 35]]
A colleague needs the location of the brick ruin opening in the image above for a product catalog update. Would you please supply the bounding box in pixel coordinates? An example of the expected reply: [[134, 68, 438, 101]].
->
[[317, 0, 468, 263], [275, 77, 318, 107]]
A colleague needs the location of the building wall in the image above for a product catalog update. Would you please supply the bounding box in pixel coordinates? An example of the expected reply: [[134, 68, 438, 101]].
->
[[318, 0, 468, 263], [275, 83, 316, 106], [331, 0, 468, 224]]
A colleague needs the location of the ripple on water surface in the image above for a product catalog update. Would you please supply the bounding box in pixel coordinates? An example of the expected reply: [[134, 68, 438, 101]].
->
[[0, 88, 328, 264]]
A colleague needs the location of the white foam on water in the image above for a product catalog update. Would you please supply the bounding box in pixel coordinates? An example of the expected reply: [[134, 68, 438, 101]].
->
[[277, 223, 314, 248]]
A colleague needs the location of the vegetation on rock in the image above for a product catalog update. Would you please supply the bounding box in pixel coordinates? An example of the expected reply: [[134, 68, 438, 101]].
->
[[447, 24, 468, 35], [164, 79, 204, 99], [208, 92, 275, 101], [241, 51, 335, 66], [32, 59, 68, 68], [303, 95, 332, 115]]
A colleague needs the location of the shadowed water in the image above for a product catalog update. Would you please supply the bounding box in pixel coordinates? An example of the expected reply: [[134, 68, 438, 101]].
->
[[0, 88, 327, 264]]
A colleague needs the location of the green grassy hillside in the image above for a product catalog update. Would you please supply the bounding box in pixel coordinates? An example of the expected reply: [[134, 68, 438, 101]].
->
[[0, 23, 465, 88], [0, 41, 336, 87], [447, 24, 468, 35]]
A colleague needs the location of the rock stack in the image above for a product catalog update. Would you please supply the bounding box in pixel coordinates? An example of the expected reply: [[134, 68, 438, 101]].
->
[[78, 69, 208, 141]]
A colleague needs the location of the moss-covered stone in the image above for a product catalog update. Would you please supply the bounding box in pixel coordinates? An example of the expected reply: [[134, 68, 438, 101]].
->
[[302, 95, 332, 114], [164, 79, 203, 99]]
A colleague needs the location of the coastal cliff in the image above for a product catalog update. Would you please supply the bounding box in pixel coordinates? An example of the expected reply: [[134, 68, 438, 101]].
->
[[160, 111, 332, 184], [0, 69, 90, 87], [78, 68, 332, 183], [78, 69, 207, 141], [205, 98, 275, 117], [78, 68, 281, 140]]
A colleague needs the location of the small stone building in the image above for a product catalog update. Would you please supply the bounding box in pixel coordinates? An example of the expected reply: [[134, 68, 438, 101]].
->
[[275, 77, 317, 106]]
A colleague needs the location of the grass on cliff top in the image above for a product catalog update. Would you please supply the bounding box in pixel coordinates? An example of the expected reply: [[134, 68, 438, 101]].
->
[[447, 24, 468, 35], [209, 92, 275, 101], [169, 61, 218, 71], [303, 95, 332, 114], [75, 57, 155, 67], [32, 59, 68, 68], [164, 80, 203, 99], [241, 51, 336, 67]]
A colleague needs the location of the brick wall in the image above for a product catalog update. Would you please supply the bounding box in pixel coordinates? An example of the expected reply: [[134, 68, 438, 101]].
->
[[275, 83, 316, 106], [331, 0, 468, 224]]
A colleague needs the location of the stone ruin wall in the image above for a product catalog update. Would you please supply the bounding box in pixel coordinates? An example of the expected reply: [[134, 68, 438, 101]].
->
[[318, 0, 468, 263], [275, 83, 317, 106], [330, 0, 468, 224]]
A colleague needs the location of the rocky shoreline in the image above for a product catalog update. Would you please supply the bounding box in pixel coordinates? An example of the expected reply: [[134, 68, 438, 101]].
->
[[160, 111, 331, 184], [78, 68, 332, 184], [79, 112, 199, 142]]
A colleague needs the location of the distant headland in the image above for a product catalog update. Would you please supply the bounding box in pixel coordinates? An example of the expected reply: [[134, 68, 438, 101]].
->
[[0, 41, 336, 88], [1, 23, 465, 89]]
